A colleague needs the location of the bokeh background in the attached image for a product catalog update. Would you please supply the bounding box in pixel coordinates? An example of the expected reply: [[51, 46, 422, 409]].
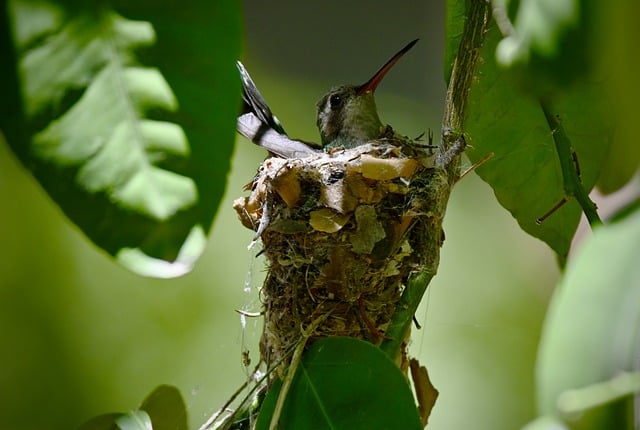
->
[[1, 1, 562, 429]]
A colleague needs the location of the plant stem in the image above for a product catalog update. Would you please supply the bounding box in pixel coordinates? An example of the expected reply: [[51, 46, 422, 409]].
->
[[380, 0, 493, 360], [540, 100, 602, 227], [380, 270, 434, 358]]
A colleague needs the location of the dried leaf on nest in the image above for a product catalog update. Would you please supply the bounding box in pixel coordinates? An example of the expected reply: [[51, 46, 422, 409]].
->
[[271, 166, 301, 207], [309, 208, 351, 233], [359, 154, 419, 180]]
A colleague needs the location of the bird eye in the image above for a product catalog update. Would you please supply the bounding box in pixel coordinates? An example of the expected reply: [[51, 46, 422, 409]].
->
[[329, 94, 342, 109]]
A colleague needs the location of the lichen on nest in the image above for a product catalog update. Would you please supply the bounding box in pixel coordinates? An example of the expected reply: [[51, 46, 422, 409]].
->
[[233, 142, 448, 373]]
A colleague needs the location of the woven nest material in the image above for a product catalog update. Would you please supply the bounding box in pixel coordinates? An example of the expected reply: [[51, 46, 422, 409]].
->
[[234, 143, 448, 373]]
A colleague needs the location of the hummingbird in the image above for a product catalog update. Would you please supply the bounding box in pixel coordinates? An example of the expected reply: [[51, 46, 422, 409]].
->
[[237, 39, 420, 156], [316, 39, 418, 149]]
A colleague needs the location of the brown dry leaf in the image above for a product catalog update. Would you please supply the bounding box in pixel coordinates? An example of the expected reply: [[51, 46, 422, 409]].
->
[[360, 154, 419, 180], [320, 170, 384, 213], [320, 180, 359, 214], [346, 173, 383, 204], [309, 208, 351, 233], [272, 167, 301, 207], [233, 196, 260, 230], [410, 358, 439, 428]]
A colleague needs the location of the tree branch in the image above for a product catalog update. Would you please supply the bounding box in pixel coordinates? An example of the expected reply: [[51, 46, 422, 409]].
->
[[380, 0, 493, 360]]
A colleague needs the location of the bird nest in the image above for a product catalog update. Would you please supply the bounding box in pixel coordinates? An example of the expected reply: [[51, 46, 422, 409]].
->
[[234, 143, 447, 372]]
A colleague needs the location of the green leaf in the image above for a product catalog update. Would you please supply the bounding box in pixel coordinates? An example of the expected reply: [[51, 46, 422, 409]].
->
[[533, 208, 640, 428], [521, 416, 569, 430], [465, 21, 609, 261], [488, 1, 639, 195], [256, 337, 422, 430], [139, 385, 187, 430], [443, 0, 467, 82], [75, 386, 188, 430], [116, 411, 153, 430], [1, 0, 241, 277], [494, 0, 579, 66], [595, 1, 640, 193], [492, 0, 593, 95]]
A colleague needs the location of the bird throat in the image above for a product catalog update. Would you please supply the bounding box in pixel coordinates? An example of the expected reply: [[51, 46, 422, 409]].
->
[[327, 92, 384, 149]]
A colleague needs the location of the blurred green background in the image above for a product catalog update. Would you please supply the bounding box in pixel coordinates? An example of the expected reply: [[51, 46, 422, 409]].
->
[[1, 1, 561, 429]]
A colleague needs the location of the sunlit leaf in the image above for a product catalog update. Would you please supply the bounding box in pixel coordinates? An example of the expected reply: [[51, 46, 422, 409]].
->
[[116, 411, 153, 430], [521, 415, 569, 430], [494, 0, 578, 67], [1, 0, 241, 277], [534, 208, 640, 427], [491, 0, 595, 95]]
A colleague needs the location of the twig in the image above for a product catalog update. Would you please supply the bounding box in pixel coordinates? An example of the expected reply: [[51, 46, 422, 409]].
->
[[539, 101, 602, 227], [269, 310, 333, 430], [201, 337, 306, 430], [458, 151, 494, 182]]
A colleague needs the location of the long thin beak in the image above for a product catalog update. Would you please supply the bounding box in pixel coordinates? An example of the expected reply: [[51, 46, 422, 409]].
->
[[356, 39, 418, 95]]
